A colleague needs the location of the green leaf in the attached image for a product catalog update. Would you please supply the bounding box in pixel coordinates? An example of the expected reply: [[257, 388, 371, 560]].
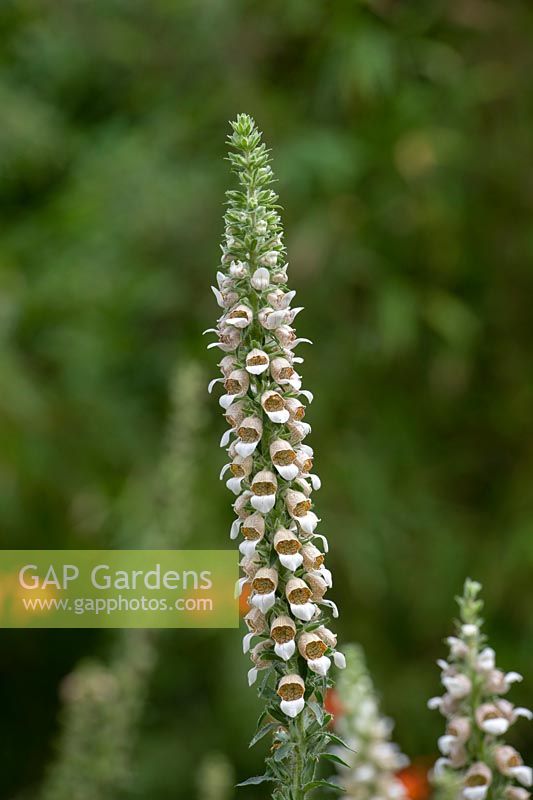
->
[[249, 722, 278, 748], [273, 742, 294, 762], [304, 779, 345, 794], [236, 775, 276, 787], [319, 752, 352, 768], [325, 733, 356, 752], [259, 650, 284, 663], [307, 700, 324, 725], [267, 705, 288, 724]]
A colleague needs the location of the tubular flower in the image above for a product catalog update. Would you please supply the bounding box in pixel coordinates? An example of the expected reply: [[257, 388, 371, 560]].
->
[[333, 644, 409, 800], [208, 114, 343, 797], [429, 579, 532, 800]]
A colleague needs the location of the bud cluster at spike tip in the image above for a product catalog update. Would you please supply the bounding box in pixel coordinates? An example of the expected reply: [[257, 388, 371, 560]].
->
[[206, 114, 345, 726], [429, 579, 532, 800]]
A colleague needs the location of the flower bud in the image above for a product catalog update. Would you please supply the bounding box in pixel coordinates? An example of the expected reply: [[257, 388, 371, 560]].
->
[[301, 543, 324, 571], [272, 265, 288, 284], [224, 400, 247, 428], [287, 420, 311, 443], [244, 607, 267, 634], [261, 251, 279, 267], [240, 553, 261, 579], [286, 489, 311, 518], [304, 571, 328, 601], [251, 267, 270, 290], [284, 397, 305, 420], [218, 355, 237, 377], [250, 640, 272, 668], [229, 260, 248, 279], [315, 626, 337, 649]]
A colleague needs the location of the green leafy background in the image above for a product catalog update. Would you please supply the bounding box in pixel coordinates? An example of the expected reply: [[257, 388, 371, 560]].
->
[[1, 1, 532, 798]]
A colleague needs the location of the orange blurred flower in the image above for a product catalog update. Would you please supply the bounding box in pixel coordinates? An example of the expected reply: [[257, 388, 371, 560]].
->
[[325, 688, 344, 721], [397, 760, 431, 800], [239, 581, 251, 616]]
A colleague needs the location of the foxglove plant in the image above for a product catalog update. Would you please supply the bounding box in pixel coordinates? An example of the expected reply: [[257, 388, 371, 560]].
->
[[429, 579, 532, 800], [207, 114, 345, 798], [334, 644, 409, 800]]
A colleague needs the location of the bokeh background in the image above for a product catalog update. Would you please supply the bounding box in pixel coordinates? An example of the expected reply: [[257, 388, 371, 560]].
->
[[1, 0, 532, 798]]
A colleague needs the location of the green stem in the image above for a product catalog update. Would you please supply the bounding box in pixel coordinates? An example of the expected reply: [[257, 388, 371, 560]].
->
[[291, 713, 306, 800]]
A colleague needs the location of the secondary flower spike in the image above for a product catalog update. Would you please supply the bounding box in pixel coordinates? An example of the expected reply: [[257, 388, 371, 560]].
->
[[207, 114, 345, 797], [429, 579, 532, 800], [333, 644, 409, 800]]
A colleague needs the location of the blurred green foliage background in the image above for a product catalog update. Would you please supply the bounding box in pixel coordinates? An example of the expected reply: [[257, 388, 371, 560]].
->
[[1, 0, 532, 798]]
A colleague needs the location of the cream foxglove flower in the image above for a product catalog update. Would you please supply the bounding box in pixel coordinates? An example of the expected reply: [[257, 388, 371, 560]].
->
[[224, 303, 253, 328], [495, 747, 533, 787], [270, 615, 296, 661], [273, 529, 303, 571], [429, 580, 531, 800], [261, 389, 290, 423], [239, 512, 265, 556], [250, 567, 278, 613], [235, 415, 262, 457], [270, 438, 299, 481], [208, 114, 342, 797], [245, 348, 269, 375], [277, 674, 305, 718], [463, 763, 492, 800], [250, 470, 277, 513], [298, 632, 331, 676]]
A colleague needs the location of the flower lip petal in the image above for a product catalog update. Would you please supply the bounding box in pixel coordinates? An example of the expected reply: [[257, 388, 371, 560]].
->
[[275, 640, 296, 661], [514, 707, 533, 720], [438, 735, 456, 755], [463, 787, 489, 800], [235, 441, 259, 457], [280, 698, 305, 718], [333, 651, 346, 669], [289, 601, 316, 621], [239, 540, 258, 557], [481, 718, 509, 736], [250, 591, 276, 613], [508, 767, 533, 788], [266, 409, 290, 423], [227, 474, 245, 494], [250, 494, 276, 513], [279, 553, 304, 571], [275, 464, 300, 481], [505, 672, 523, 684], [308, 656, 331, 676]]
